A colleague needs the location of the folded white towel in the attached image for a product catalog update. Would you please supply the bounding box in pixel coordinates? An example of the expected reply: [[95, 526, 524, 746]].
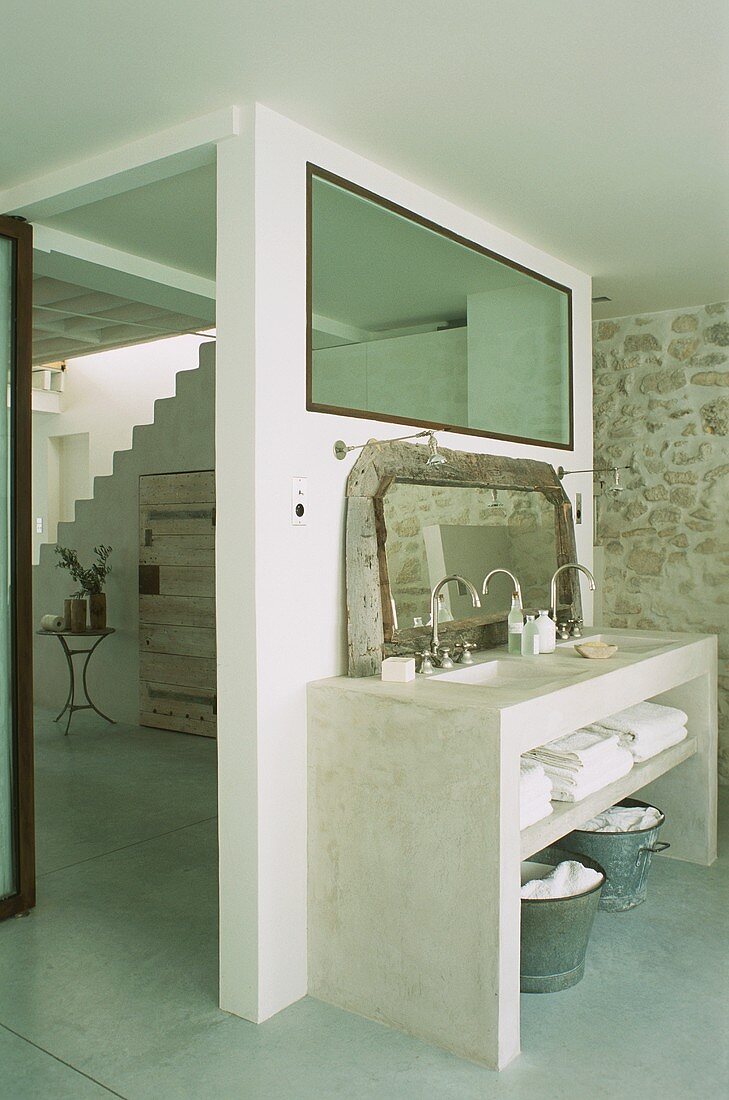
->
[[520, 758, 545, 781], [590, 701, 688, 739], [521, 860, 603, 900], [528, 728, 622, 769], [537, 756, 616, 783], [520, 794, 553, 830], [547, 745, 634, 802], [521, 771, 552, 797], [622, 724, 687, 763], [520, 758, 553, 802], [581, 804, 663, 832]]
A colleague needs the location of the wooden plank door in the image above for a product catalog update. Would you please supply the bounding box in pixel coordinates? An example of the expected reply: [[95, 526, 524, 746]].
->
[[139, 471, 216, 737]]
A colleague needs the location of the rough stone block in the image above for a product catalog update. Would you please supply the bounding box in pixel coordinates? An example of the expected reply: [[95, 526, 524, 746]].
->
[[672, 314, 699, 333], [625, 333, 660, 353], [691, 371, 729, 387], [700, 397, 729, 435], [668, 337, 700, 361], [640, 369, 686, 395], [705, 321, 729, 346], [627, 548, 664, 576]]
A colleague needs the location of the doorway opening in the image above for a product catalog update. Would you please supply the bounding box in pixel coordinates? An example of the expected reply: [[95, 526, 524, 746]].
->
[[6, 153, 224, 1041]]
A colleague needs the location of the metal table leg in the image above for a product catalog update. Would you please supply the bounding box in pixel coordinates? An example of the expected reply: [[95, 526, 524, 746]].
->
[[53, 634, 116, 735]]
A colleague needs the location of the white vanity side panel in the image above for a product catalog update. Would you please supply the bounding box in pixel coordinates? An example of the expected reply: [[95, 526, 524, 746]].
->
[[308, 682, 507, 1069]]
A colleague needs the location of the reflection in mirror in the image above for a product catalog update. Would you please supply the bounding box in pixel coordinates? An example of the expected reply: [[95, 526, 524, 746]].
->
[[308, 167, 573, 448], [383, 482, 558, 633]]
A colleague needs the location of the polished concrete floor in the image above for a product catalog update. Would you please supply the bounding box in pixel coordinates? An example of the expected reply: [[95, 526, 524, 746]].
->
[[0, 710, 726, 1098]]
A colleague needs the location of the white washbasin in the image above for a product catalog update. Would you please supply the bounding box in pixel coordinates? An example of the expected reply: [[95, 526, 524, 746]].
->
[[433, 658, 585, 688]]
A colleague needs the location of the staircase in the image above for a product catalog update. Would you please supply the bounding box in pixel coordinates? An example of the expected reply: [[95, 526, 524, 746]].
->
[[33, 341, 215, 726]]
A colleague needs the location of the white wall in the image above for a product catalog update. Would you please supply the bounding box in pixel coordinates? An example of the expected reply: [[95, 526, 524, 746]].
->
[[215, 104, 594, 1024], [32, 333, 210, 563]]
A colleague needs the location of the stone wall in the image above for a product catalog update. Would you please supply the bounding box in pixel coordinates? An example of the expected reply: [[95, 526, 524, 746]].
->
[[593, 304, 729, 782]]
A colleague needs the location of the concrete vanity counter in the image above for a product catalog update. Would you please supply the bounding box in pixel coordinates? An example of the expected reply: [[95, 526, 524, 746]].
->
[[307, 628, 717, 1070]]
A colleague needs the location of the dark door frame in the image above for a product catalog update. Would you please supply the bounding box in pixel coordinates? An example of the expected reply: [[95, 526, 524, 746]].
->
[[0, 214, 34, 920]]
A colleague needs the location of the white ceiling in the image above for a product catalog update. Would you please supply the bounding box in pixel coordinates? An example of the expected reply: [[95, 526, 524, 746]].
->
[[41, 165, 217, 280], [2, 1, 727, 318]]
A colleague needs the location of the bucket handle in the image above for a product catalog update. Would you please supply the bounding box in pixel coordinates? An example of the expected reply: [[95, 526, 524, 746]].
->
[[636, 840, 670, 866]]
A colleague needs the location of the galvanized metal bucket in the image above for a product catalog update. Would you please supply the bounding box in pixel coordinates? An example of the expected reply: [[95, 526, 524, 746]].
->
[[553, 798, 670, 912], [520, 848, 605, 994]]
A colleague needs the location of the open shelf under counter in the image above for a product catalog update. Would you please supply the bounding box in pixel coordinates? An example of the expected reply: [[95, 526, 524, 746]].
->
[[521, 735, 698, 860]]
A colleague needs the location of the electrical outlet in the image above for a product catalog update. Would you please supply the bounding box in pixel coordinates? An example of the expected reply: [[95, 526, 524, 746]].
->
[[36, 517, 43, 534], [292, 477, 307, 526]]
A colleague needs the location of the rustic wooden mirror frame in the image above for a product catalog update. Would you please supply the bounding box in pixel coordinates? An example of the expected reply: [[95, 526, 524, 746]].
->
[[345, 441, 581, 676]]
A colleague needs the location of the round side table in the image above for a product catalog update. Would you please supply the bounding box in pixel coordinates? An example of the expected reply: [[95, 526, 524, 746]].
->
[[37, 627, 116, 736]]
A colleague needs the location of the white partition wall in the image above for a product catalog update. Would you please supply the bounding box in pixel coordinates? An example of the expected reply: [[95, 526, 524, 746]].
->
[[214, 104, 594, 1022]]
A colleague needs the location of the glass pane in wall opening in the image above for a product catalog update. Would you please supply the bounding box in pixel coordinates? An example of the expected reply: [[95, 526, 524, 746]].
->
[[308, 170, 572, 448]]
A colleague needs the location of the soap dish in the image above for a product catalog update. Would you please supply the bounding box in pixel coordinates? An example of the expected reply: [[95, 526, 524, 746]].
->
[[574, 642, 618, 660]]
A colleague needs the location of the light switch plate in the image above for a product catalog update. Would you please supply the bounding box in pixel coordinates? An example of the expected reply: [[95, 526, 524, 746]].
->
[[292, 477, 307, 526]]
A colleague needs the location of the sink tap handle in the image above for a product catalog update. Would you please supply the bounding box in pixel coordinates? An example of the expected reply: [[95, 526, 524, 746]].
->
[[418, 650, 435, 676], [454, 642, 476, 664], [438, 646, 454, 670]]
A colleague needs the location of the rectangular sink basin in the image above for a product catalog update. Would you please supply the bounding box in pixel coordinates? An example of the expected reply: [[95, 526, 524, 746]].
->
[[433, 659, 581, 688], [557, 633, 672, 655]]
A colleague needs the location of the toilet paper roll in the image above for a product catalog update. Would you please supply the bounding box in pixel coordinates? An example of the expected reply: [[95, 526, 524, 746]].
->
[[40, 614, 64, 632]]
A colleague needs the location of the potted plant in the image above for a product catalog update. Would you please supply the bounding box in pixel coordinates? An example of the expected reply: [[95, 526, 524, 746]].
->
[[55, 545, 113, 631]]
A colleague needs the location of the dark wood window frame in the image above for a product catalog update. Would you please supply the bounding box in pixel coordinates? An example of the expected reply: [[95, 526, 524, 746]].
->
[[0, 214, 34, 920], [306, 163, 575, 452]]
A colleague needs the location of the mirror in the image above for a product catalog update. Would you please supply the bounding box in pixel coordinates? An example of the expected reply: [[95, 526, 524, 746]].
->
[[345, 440, 580, 676], [383, 482, 558, 632], [308, 166, 573, 449]]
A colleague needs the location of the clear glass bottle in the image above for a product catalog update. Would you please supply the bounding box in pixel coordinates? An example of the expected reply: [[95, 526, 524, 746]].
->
[[536, 609, 556, 654], [521, 614, 540, 656], [507, 592, 524, 655]]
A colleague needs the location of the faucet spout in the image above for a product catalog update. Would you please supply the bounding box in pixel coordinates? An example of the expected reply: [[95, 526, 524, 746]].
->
[[430, 574, 481, 654], [549, 563, 596, 620], [482, 568, 523, 605]]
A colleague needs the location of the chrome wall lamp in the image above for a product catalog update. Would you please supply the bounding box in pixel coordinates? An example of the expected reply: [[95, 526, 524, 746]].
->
[[333, 429, 447, 467], [558, 457, 638, 496]]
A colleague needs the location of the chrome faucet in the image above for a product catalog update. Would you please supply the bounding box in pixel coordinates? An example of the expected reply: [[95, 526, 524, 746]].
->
[[482, 568, 523, 605], [428, 575, 481, 668], [549, 563, 596, 639]]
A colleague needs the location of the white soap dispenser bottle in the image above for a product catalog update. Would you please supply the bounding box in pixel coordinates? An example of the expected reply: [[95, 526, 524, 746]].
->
[[507, 591, 524, 655], [536, 609, 556, 654], [521, 614, 540, 656]]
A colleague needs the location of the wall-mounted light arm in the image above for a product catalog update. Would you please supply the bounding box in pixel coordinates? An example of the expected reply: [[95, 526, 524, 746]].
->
[[558, 456, 638, 496], [333, 429, 445, 464], [557, 461, 635, 480]]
